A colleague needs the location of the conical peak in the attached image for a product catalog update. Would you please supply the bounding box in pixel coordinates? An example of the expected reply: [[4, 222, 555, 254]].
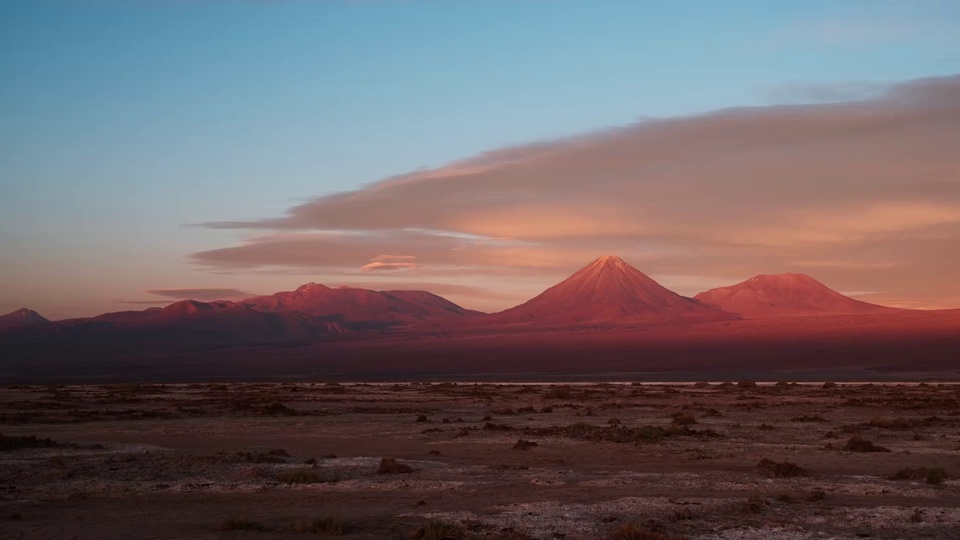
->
[[591, 255, 627, 267]]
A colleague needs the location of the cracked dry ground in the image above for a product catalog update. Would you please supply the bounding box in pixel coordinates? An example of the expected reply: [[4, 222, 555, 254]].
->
[[2, 382, 960, 539]]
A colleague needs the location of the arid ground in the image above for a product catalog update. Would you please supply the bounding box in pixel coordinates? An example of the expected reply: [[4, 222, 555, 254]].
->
[[3, 382, 960, 539]]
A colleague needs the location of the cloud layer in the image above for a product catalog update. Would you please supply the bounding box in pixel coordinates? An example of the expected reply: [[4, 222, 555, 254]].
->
[[192, 75, 960, 309], [146, 288, 253, 301]]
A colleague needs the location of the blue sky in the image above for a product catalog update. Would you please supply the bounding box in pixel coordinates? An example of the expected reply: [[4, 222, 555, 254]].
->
[[1, 0, 959, 318]]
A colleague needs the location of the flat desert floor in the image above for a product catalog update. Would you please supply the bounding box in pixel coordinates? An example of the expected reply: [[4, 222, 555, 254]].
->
[[2, 382, 960, 539]]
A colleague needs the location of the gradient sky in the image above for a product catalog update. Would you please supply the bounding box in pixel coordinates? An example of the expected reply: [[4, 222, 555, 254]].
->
[[2, 0, 960, 319]]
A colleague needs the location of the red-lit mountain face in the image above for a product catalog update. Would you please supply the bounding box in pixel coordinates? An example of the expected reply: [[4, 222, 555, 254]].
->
[[489, 255, 735, 324], [242, 283, 478, 323], [694, 273, 897, 318]]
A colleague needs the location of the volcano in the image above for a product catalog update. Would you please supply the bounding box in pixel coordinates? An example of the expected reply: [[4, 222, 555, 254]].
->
[[489, 255, 735, 324], [0, 308, 50, 329], [694, 273, 897, 318]]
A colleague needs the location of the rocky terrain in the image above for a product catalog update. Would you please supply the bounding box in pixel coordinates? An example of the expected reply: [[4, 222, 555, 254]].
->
[[3, 382, 960, 539]]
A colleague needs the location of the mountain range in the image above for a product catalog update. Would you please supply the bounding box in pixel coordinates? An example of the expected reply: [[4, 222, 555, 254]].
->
[[0, 256, 931, 348]]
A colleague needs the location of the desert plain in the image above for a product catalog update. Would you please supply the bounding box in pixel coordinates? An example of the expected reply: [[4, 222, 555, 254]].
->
[[3, 381, 960, 539]]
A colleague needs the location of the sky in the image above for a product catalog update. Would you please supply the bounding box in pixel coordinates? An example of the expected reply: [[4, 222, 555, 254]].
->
[[1, 0, 960, 319]]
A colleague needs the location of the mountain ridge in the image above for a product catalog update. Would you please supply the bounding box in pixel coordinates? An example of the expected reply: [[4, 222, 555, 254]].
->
[[694, 273, 897, 318]]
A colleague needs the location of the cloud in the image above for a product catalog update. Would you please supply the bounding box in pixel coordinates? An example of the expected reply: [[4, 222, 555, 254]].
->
[[145, 288, 253, 301], [191, 74, 960, 310], [360, 254, 419, 272]]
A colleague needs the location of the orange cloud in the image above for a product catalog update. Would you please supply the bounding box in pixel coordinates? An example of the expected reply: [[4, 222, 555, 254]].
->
[[191, 74, 960, 310]]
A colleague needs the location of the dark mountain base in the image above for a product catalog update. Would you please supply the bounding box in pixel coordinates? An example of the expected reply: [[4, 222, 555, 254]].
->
[[3, 312, 958, 384]]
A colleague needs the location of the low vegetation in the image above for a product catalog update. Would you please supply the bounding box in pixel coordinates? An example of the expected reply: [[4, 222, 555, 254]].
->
[[219, 517, 267, 531], [408, 520, 467, 540], [291, 515, 344, 535], [844, 434, 890, 453], [609, 522, 689, 540], [276, 468, 334, 484], [892, 467, 947, 485], [0, 433, 61, 452], [378, 457, 413, 474], [756, 458, 807, 478]]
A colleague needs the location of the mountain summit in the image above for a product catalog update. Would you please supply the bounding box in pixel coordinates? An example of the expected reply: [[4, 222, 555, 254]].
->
[[0, 308, 50, 329], [490, 255, 734, 324], [694, 273, 896, 318]]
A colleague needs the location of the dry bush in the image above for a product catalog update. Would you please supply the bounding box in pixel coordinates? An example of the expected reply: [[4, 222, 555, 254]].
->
[[416, 414, 428, 423], [543, 386, 575, 400], [512, 439, 538, 450], [844, 434, 890, 453], [669, 412, 697, 427], [806, 488, 826, 502], [609, 522, 689, 540], [219, 517, 267, 531], [790, 414, 827, 423], [0, 433, 60, 452], [869, 417, 910, 429], [892, 467, 946, 485], [743, 496, 769, 514], [276, 468, 328, 484], [378, 457, 413, 474], [693, 381, 711, 388], [737, 380, 757, 389], [757, 458, 807, 478], [822, 382, 838, 389], [291, 515, 344, 535], [408, 520, 467, 540]]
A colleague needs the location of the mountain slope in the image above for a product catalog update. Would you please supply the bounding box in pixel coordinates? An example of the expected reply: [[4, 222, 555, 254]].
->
[[0, 308, 50, 329], [242, 283, 478, 324], [489, 255, 735, 324], [694, 273, 897, 318]]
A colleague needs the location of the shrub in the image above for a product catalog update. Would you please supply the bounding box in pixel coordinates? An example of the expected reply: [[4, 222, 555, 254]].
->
[[408, 520, 467, 540], [892, 467, 946, 485], [276, 468, 338, 484], [378, 457, 413, 474], [512, 439, 538, 450], [292, 515, 344, 535], [791, 415, 827, 423], [669, 412, 697, 427], [543, 386, 574, 400], [0, 433, 60, 452], [693, 381, 711, 388], [743, 496, 769, 514], [822, 382, 838, 389], [807, 488, 826, 501], [416, 414, 428, 423], [737, 380, 757, 389], [757, 458, 807, 478], [219, 517, 267, 531], [869, 417, 910, 430], [609, 523, 689, 540], [844, 434, 890, 453]]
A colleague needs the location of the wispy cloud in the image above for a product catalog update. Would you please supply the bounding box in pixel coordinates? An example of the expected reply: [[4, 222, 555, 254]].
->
[[190, 74, 960, 310], [145, 288, 253, 301]]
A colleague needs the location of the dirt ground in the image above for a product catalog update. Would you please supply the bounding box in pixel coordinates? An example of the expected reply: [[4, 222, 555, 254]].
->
[[2, 382, 960, 539]]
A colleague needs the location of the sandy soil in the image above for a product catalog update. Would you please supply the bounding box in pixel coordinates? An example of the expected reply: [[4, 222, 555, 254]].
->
[[2, 382, 960, 539]]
